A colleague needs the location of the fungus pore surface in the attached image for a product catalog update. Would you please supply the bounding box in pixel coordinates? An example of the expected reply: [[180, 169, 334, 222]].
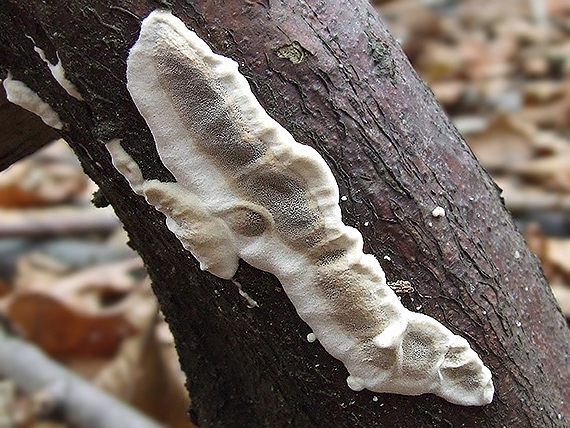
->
[[108, 9, 494, 406]]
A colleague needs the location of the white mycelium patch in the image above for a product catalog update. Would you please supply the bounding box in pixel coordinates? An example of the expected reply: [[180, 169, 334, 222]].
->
[[432, 206, 446, 218], [3, 73, 63, 130], [30, 42, 83, 101], [111, 10, 494, 406]]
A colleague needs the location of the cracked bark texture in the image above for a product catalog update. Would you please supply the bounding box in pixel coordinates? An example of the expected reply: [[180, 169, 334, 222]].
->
[[1, 1, 569, 427]]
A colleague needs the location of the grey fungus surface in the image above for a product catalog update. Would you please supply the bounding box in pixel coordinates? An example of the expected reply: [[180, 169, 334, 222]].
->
[[107, 9, 494, 407]]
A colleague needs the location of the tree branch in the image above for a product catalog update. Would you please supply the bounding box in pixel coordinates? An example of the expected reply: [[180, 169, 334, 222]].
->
[[0, 329, 165, 428], [0, 89, 59, 172], [0, 0, 568, 426]]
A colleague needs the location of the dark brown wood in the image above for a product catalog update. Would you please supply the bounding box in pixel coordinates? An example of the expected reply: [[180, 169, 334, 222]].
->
[[1, 1, 569, 427], [0, 88, 59, 172]]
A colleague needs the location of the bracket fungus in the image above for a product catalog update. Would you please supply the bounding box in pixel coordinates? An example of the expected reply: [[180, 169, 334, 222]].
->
[[108, 10, 494, 406]]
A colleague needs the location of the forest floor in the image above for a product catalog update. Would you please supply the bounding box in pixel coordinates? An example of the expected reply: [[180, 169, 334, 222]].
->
[[377, 0, 570, 318]]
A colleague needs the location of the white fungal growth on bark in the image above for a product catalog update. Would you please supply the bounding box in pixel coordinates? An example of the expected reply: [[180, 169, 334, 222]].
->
[[26, 35, 83, 101], [431, 206, 446, 218], [31, 43, 84, 101], [3, 73, 63, 130], [110, 9, 494, 406]]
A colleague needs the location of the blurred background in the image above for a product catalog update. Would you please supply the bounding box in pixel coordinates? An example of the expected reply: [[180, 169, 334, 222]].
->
[[374, 0, 570, 318], [0, 139, 193, 427], [1, 0, 570, 426]]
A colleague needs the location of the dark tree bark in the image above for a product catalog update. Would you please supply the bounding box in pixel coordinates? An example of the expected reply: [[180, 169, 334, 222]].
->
[[1, 1, 569, 427], [0, 89, 59, 172]]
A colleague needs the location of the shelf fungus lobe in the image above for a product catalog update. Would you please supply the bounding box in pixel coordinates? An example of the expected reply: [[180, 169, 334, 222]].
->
[[108, 9, 494, 406]]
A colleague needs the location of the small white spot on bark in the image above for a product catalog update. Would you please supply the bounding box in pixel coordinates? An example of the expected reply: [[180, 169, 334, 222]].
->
[[231, 280, 259, 308], [307, 332, 317, 343], [432, 206, 446, 218]]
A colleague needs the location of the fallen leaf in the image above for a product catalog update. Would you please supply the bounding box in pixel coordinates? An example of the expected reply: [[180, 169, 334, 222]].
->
[[523, 80, 569, 103], [551, 283, 570, 317], [0, 140, 87, 208], [466, 114, 536, 172], [7, 293, 135, 358], [431, 80, 467, 106], [512, 152, 570, 191]]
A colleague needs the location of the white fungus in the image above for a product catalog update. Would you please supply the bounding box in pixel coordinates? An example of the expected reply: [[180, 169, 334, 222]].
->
[[107, 10, 494, 406], [30, 42, 83, 100], [431, 206, 446, 218], [3, 73, 63, 130], [231, 279, 259, 308]]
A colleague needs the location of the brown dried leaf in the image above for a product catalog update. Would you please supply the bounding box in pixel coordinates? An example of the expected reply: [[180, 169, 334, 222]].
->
[[12, 253, 71, 294], [0, 140, 87, 208], [416, 41, 465, 82], [512, 152, 570, 191], [0, 279, 11, 298], [3, 258, 144, 358], [7, 293, 135, 358], [545, 238, 570, 278], [495, 175, 570, 212], [531, 129, 570, 156], [493, 16, 550, 46], [524, 222, 548, 259], [46, 258, 145, 312], [523, 80, 569, 104], [93, 281, 194, 428], [551, 283, 570, 317], [377, 1, 441, 60], [430, 80, 466, 106], [466, 114, 536, 172], [520, 91, 570, 128]]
